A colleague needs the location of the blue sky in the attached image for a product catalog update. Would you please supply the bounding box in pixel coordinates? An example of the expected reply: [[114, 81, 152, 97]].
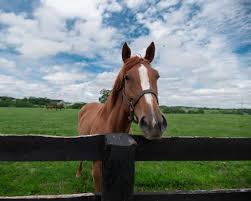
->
[[0, 0, 250, 108]]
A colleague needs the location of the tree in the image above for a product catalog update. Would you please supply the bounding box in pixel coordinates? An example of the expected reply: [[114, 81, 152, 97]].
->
[[70, 102, 86, 109], [99, 89, 111, 103]]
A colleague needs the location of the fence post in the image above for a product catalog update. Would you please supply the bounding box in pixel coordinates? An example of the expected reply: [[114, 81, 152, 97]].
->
[[102, 133, 137, 201]]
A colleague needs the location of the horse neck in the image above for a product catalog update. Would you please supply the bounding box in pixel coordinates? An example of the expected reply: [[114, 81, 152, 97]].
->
[[102, 92, 131, 133]]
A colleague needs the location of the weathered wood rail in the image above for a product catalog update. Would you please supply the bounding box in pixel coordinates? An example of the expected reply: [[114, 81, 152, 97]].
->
[[0, 133, 251, 201]]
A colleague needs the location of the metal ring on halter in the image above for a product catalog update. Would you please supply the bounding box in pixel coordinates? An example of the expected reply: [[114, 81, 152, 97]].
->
[[128, 102, 139, 123]]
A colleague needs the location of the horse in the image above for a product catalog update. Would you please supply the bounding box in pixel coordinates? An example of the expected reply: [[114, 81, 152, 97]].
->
[[76, 42, 167, 192], [56, 103, 65, 110], [46, 102, 65, 110], [46, 103, 56, 110]]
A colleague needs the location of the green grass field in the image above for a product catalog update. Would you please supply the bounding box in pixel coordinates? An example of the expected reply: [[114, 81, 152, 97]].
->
[[0, 107, 251, 196]]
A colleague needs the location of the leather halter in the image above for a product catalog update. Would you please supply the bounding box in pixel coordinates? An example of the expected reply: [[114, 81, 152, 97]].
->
[[121, 78, 159, 123]]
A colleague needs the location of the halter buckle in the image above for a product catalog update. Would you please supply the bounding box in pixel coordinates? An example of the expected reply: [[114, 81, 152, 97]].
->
[[128, 102, 139, 123]]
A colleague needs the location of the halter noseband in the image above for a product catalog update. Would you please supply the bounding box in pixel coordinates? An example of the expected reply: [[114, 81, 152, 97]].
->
[[121, 78, 159, 123]]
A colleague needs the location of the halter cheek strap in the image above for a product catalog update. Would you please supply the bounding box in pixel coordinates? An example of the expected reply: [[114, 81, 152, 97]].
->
[[122, 87, 159, 123]]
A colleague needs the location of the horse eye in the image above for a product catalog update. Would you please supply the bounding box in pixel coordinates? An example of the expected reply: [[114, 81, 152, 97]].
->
[[125, 75, 130, 80]]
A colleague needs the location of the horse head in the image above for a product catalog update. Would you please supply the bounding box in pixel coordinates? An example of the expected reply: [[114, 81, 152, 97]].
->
[[112, 42, 167, 140]]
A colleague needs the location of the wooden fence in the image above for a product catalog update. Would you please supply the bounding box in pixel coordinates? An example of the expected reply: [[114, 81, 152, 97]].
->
[[0, 133, 251, 201]]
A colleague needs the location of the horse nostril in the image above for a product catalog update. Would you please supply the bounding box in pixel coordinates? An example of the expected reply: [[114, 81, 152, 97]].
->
[[161, 115, 167, 132], [139, 116, 147, 128], [157, 121, 162, 130]]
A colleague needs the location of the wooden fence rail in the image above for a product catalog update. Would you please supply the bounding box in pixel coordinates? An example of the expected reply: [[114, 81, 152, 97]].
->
[[0, 133, 251, 201], [1, 134, 251, 161], [1, 190, 251, 201]]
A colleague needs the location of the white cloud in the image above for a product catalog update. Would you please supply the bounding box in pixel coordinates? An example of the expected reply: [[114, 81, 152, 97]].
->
[[42, 0, 122, 19], [53, 71, 117, 102], [129, 0, 251, 108], [125, 0, 145, 9], [18, 39, 70, 59], [42, 0, 102, 20], [103, 0, 122, 12], [157, 0, 180, 9], [0, 0, 122, 58], [0, 58, 16, 68], [0, 0, 250, 108], [43, 71, 87, 85], [0, 11, 68, 58], [0, 74, 54, 98]]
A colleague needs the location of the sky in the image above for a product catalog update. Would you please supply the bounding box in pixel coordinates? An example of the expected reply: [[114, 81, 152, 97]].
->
[[0, 0, 250, 108]]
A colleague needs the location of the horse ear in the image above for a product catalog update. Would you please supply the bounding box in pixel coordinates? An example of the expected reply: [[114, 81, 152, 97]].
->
[[144, 42, 155, 63], [122, 42, 131, 62]]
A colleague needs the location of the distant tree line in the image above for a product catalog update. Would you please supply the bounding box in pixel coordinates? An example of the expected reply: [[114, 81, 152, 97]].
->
[[0, 96, 85, 109], [160, 105, 251, 115], [98, 89, 251, 115], [0, 96, 35, 107], [160, 105, 205, 114], [70, 102, 86, 109], [1, 93, 251, 115]]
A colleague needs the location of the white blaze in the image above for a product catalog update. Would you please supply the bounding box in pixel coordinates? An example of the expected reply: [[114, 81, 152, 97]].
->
[[138, 64, 156, 126]]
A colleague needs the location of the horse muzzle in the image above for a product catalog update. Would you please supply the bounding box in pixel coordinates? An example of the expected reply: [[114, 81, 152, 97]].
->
[[139, 114, 167, 140]]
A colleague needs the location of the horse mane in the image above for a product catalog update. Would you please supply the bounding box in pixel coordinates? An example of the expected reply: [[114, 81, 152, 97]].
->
[[108, 56, 146, 106]]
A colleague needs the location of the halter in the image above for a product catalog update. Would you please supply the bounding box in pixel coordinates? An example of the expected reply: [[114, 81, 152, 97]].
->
[[121, 78, 159, 123]]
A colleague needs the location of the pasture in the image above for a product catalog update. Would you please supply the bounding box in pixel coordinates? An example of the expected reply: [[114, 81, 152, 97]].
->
[[0, 107, 251, 196]]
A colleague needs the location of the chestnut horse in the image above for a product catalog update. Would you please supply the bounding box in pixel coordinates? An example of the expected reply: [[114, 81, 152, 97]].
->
[[76, 42, 167, 192]]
